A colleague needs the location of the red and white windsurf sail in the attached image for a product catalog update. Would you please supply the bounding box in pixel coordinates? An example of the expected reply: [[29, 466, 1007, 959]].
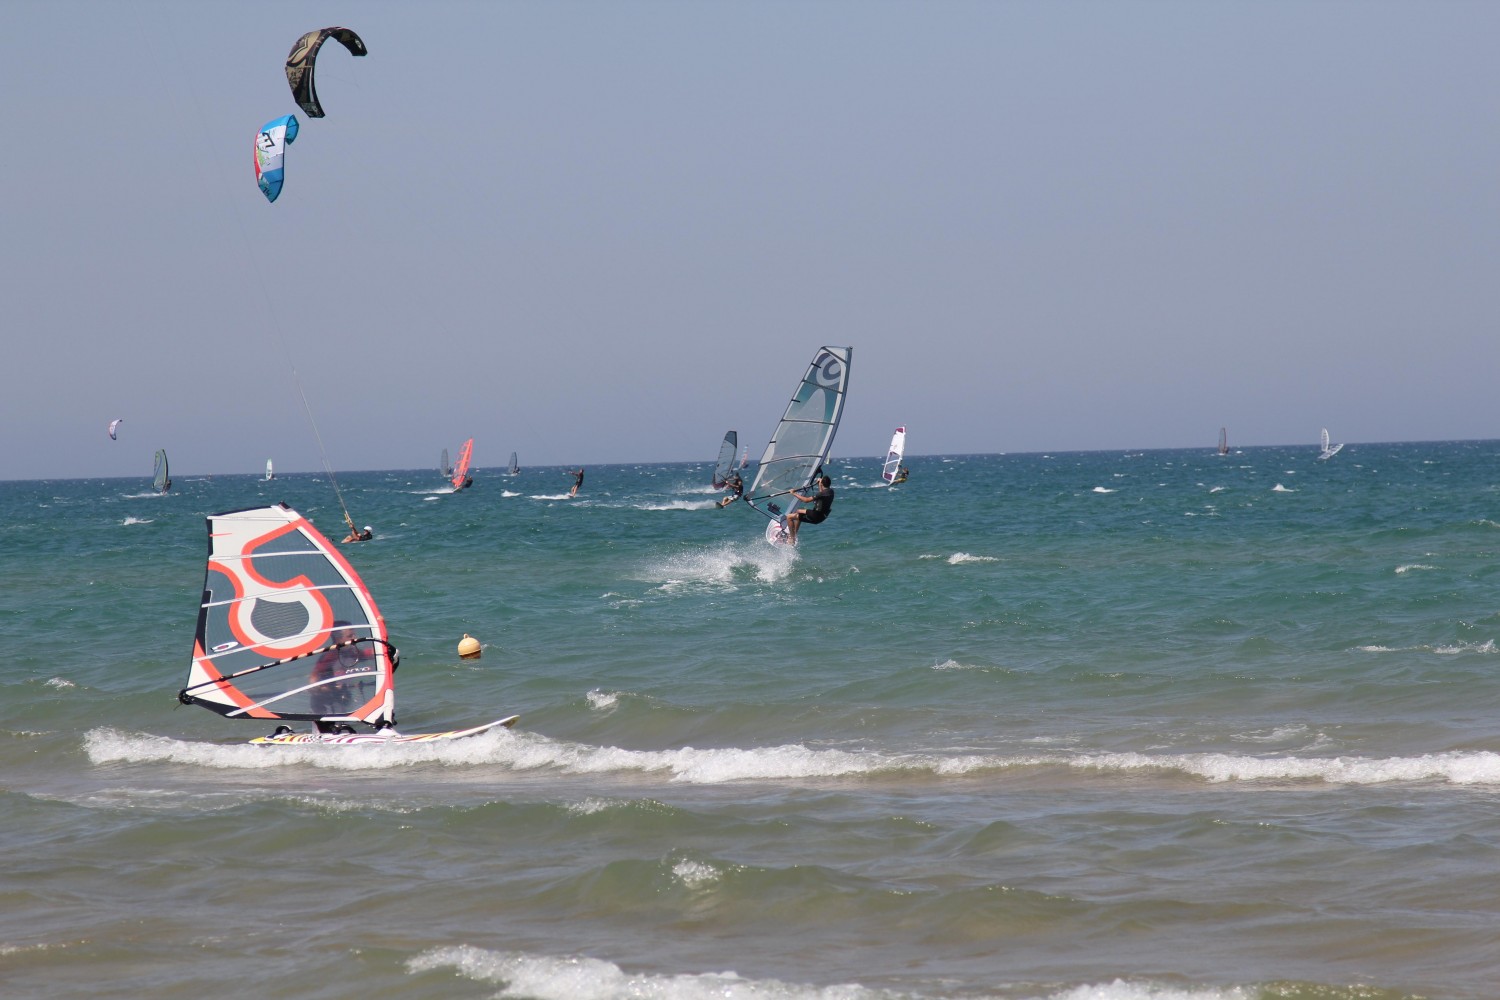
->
[[179, 504, 396, 728], [451, 437, 474, 489]]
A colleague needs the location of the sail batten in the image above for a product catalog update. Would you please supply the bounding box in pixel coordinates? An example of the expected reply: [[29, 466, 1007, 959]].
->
[[747, 347, 852, 506]]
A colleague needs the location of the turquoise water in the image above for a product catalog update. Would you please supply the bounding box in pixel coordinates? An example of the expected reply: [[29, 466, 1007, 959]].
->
[[4, 443, 1500, 999]]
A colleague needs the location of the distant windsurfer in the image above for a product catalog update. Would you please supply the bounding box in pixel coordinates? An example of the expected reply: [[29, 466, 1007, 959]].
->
[[569, 468, 584, 496], [893, 465, 909, 484], [784, 475, 834, 544], [309, 623, 372, 719], [717, 472, 744, 508]]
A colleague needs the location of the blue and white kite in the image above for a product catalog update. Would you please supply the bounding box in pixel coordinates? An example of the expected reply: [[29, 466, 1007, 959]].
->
[[254, 115, 299, 203]]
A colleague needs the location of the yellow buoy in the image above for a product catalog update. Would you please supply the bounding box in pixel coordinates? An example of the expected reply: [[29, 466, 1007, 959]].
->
[[457, 633, 482, 660]]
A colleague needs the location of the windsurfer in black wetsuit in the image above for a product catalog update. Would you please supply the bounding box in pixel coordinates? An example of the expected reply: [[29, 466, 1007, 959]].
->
[[784, 475, 834, 545], [569, 468, 584, 496], [717, 472, 744, 508]]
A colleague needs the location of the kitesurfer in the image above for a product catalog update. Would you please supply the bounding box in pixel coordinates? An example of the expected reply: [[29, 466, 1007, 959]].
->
[[784, 475, 834, 544], [569, 468, 585, 496], [343, 524, 373, 543], [717, 472, 744, 508], [309, 623, 372, 717]]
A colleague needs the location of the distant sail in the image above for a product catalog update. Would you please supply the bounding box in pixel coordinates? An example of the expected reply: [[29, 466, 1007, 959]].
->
[[713, 431, 738, 488], [440, 448, 451, 477], [508, 451, 520, 475], [1218, 427, 1229, 456], [153, 449, 170, 493], [265, 459, 274, 482], [451, 438, 474, 489], [882, 427, 907, 484], [1318, 428, 1343, 460], [108, 418, 123, 441], [178, 503, 396, 729], [747, 346, 852, 506]]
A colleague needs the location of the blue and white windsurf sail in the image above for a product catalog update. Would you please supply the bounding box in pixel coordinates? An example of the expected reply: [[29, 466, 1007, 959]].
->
[[265, 459, 274, 481], [1318, 428, 1343, 460], [713, 431, 738, 488], [882, 426, 906, 484], [746, 347, 852, 512], [153, 449, 170, 493], [440, 448, 451, 477], [508, 451, 520, 475], [178, 504, 396, 730]]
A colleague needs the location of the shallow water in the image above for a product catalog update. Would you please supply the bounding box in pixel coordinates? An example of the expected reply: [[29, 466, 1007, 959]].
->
[[4, 444, 1500, 998]]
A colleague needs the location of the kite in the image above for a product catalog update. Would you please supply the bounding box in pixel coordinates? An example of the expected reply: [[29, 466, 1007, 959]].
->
[[285, 27, 367, 119], [254, 115, 299, 203], [108, 418, 123, 440]]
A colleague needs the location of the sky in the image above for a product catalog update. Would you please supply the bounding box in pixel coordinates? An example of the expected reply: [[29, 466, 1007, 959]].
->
[[4, 0, 1499, 480]]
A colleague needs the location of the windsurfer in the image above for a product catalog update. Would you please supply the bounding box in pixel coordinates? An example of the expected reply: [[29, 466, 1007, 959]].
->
[[309, 624, 373, 717], [569, 468, 584, 496], [784, 475, 834, 544], [893, 466, 909, 484], [717, 472, 744, 508]]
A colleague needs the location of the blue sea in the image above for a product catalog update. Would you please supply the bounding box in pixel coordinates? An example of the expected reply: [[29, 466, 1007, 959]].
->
[[4, 443, 1500, 999]]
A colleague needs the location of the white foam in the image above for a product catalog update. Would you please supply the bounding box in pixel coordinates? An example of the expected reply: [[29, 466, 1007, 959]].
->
[[641, 542, 797, 587], [1092, 486, 1116, 493], [1271, 484, 1294, 492], [586, 689, 620, 711], [639, 499, 718, 511], [1079, 749, 1500, 786], [946, 553, 998, 565], [89, 728, 1500, 788], [671, 859, 721, 886], [121, 516, 152, 525], [1394, 564, 1436, 574], [407, 947, 1254, 1000], [1042, 983, 1254, 1000], [407, 945, 894, 999]]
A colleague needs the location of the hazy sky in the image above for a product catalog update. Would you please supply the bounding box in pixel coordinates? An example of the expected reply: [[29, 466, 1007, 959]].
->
[[5, 1, 1498, 480]]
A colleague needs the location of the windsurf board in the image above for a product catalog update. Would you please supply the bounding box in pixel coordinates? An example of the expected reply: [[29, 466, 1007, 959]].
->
[[249, 715, 519, 746]]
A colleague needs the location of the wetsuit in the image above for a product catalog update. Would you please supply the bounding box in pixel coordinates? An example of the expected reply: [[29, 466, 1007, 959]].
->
[[799, 485, 835, 524]]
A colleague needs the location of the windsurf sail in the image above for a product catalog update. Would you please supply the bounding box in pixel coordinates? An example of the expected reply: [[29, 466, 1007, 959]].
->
[[178, 503, 396, 729], [1318, 428, 1343, 460], [881, 427, 907, 484], [740, 447, 749, 469], [451, 437, 474, 489], [508, 451, 520, 475], [265, 459, 274, 481], [746, 346, 852, 511], [713, 431, 738, 488], [153, 449, 170, 493], [441, 448, 451, 477], [1218, 427, 1229, 456]]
